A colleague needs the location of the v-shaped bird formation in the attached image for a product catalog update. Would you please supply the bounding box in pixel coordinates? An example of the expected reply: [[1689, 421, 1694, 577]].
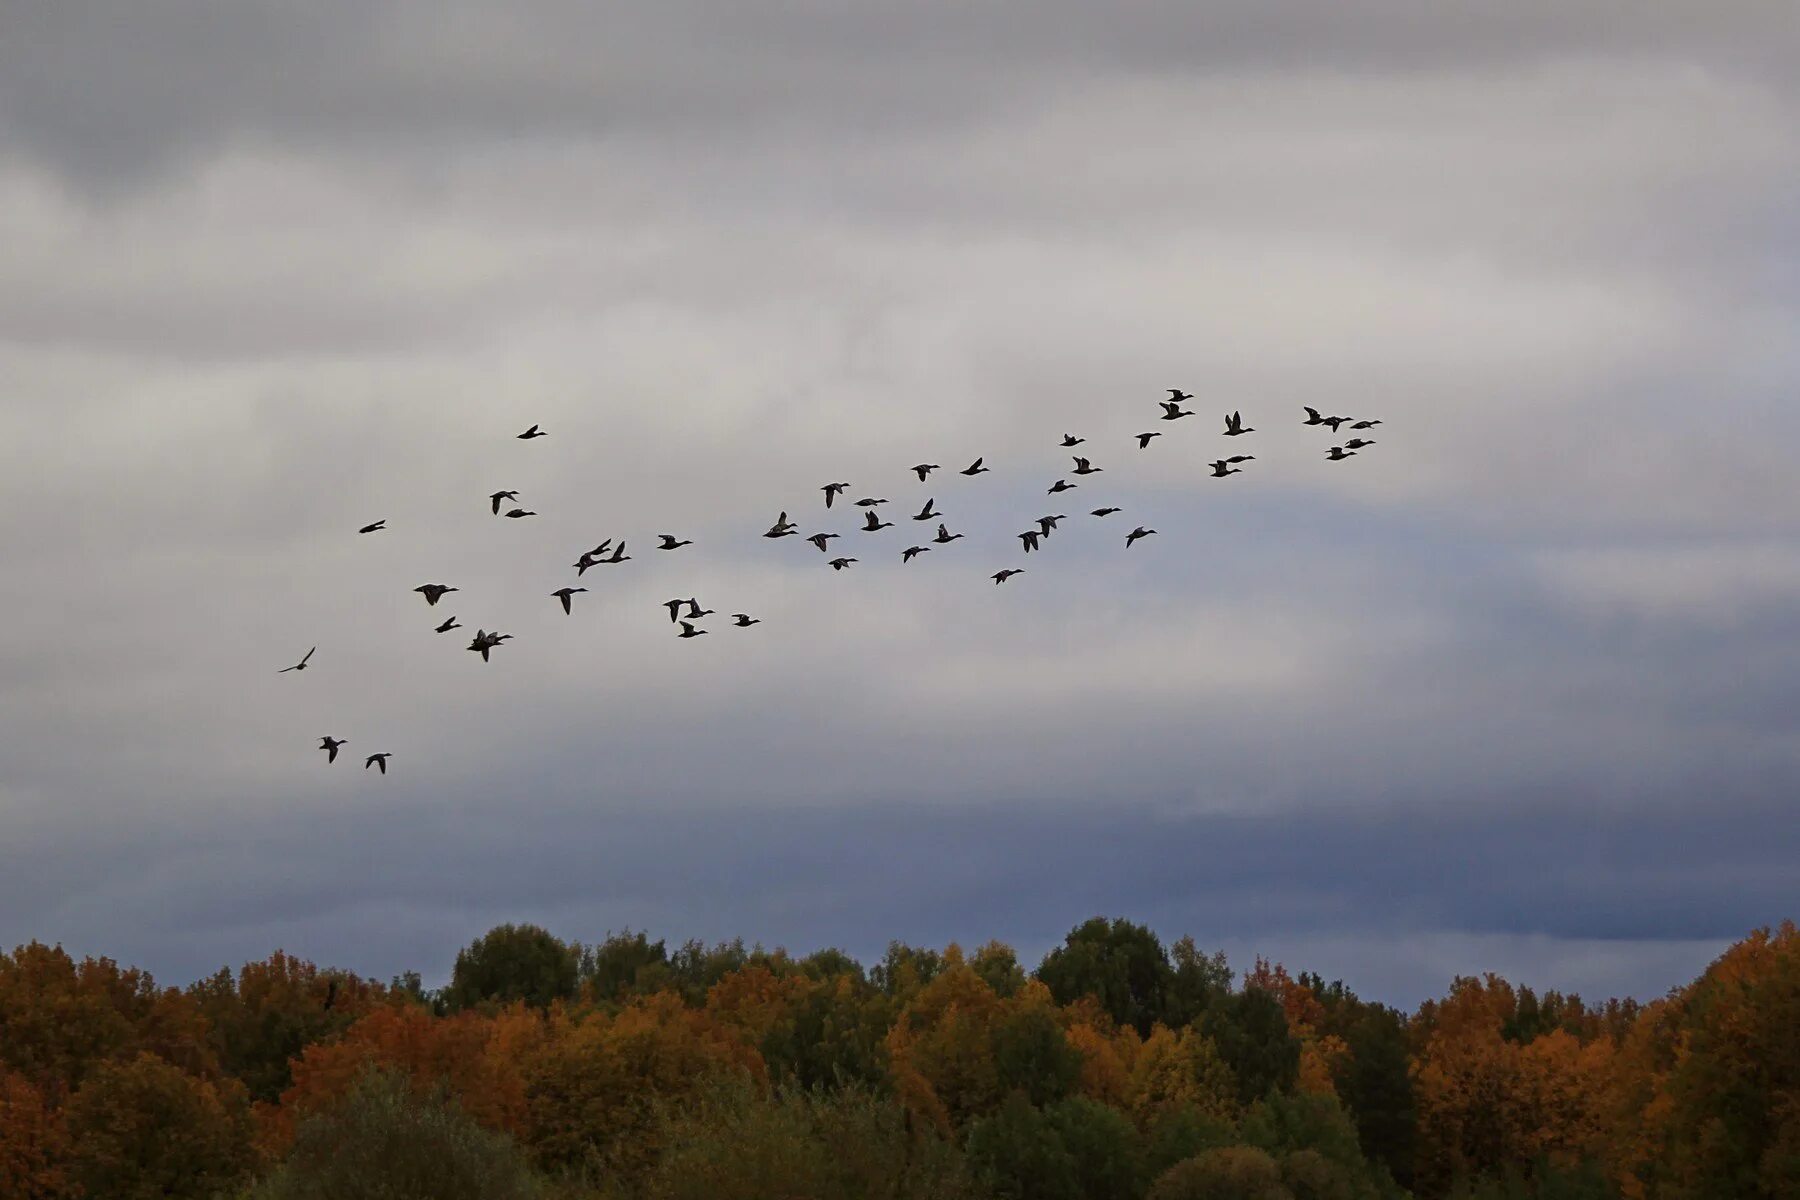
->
[[307, 405, 1385, 773]]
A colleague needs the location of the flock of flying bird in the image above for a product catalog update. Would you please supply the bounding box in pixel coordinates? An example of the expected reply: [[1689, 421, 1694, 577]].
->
[[290, 399, 1382, 774]]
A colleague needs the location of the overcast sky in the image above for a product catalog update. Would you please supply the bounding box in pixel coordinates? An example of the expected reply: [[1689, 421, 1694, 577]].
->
[[2, 1, 1796, 1009]]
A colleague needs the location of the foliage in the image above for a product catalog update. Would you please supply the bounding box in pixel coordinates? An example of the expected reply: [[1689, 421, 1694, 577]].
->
[[63, 1051, 255, 1200], [1037, 917, 1174, 1037], [1149, 1144, 1291, 1200], [446, 924, 579, 1012]]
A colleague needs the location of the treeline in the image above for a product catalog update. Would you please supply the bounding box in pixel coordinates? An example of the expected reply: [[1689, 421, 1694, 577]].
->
[[0, 917, 1794, 1199]]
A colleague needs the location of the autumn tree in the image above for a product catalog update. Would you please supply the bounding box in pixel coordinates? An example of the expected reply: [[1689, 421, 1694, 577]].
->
[[1149, 1144, 1291, 1200], [0, 1067, 74, 1200], [187, 951, 381, 1103], [1037, 917, 1175, 1036], [445, 924, 578, 1012], [62, 1051, 255, 1200]]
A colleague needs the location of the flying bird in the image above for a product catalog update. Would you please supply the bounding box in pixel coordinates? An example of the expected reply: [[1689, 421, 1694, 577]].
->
[[1159, 400, 1193, 421], [1326, 445, 1357, 460], [828, 557, 858, 571], [1091, 507, 1121, 517], [319, 737, 346, 764], [1350, 419, 1383, 429], [503, 508, 537, 519], [466, 630, 507, 661], [278, 647, 316, 674], [1048, 479, 1077, 494], [1071, 457, 1101, 475], [552, 587, 587, 615], [1302, 407, 1327, 426], [764, 512, 799, 538], [516, 425, 546, 439], [677, 621, 708, 639], [1224, 410, 1253, 436], [1136, 432, 1161, 449], [435, 616, 462, 633], [1019, 531, 1040, 553], [685, 599, 715, 620], [1342, 438, 1377, 450], [664, 598, 687, 624], [862, 511, 894, 532], [1037, 515, 1066, 536], [415, 584, 458, 606], [1209, 456, 1254, 478], [574, 552, 602, 576], [913, 498, 940, 521], [358, 520, 386, 534], [1061, 434, 1085, 447], [822, 483, 850, 508], [489, 491, 518, 514], [365, 753, 392, 774], [933, 524, 964, 544], [732, 614, 761, 627], [902, 546, 930, 562], [960, 457, 989, 476], [588, 540, 613, 557], [808, 532, 840, 552], [993, 569, 1024, 584], [1126, 526, 1156, 548], [1167, 389, 1193, 402], [855, 497, 888, 507], [912, 463, 940, 481], [657, 534, 693, 550], [601, 542, 630, 564]]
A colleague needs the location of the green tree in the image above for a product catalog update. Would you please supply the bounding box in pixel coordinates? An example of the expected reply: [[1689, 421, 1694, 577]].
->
[[581, 929, 670, 1002], [247, 1069, 544, 1200], [1144, 1102, 1238, 1180], [964, 1092, 1082, 1200], [445, 924, 577, 1012], [1043, 1096, 1145, 1200], [1036, 917, 1174, 1037], [991, 1000, 1082, 1107], [1203, 988, 1302, 1105], [62, 1052, 255, 1200]]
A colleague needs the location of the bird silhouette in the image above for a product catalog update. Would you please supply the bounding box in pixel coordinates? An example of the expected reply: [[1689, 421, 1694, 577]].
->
[[489, 491, 518, 514], [1350, 419, 1383, 429], [913, 498, 940, 521], [1342, 438, 1377, 450], [1048, 480, 1077, 494], [1321, 416, 1350, 432], [1159, 400, 1193, 421], [358, 520, 386, 534], [1071, 457, 1101, 475], [902, 545, 930, 562], [664, 598, 687, 624], [1209, 456, 1254, 477], [828, 557, 858, 571], [319, 736, 346, 764], [574, 552, 602, 576], [808, 532, 840, 552], [933, 524, 964, 544], [516, 425, 546, 439], [1302, 407, 1327, 426], [588, 540, 613, 558], [1224, 410, 1253, 436], [993, 569, 1024, 584], [601, 542, 630, 564], [278, 647, 316, 673], [1019, 531, 1040, 553], [503, 508, 537, 519], [657, 534, 692, 550], [1091, 507, 1121, 517], [1126, 526, 1157, 547], [677, 621, 708, 639], [466, 630, 507, 661], [1167, 389, 1193, 402], [552, 587, 587, 614], [415, 584, 458, 606], [822, 483, 850, 508], [732, 614, 761, 627], [1037, 515, 1066, 536], [960, 457, 989, 476], [1136, 432, 1161, 448], [912, 463, 940, 481], [685, 599, 715, 620], [862, 510, 894, 532], [365, 753, 392, 773], [1326, 446, 1357, 460], [855, 497, 888, 507], [435, 616, 462, 633], [764, 512, 799, 538], [1061, 434, 1085, 447]]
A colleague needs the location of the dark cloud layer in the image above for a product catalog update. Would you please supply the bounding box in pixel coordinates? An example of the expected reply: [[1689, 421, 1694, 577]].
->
[[1, 2, 1795, 1009]]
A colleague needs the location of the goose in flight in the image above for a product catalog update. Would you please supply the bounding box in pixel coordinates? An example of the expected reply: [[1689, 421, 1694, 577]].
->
[[574, 551, 603, 576], [358, 520, 386, 534], [1321, 415, 1350, 432], [685, 599, 715, 620], [435, 616, 462, 634], [467, 630, 505, 661], [1019, 530, 1040, 553], [678, 621, 708, 638], [1159, 400, 1193, 421], [552, 587, 587, 615], [516, 425, 546, 439], [822, 483, 850, 508], [912, 463, 940, 482], [490, 491, 519, 514], [862, 510, 895, 532], [732, 613, 760, 627], [1350, 419, 1383, 430], [855, 497, 888, 507], [664, 598, 687, 624], [365, 753, 392, 774], [588, 539, 613, 557], [1326, 445, 1357, 461], [1209, 456, 1254, 477], [933, 524, 964, 544], [1136, 432, 1161, 449], [1224, 410, 1253, 437], [808, 532, 840, 552], [1091, 507, 1122, 517], [657, 534, 693, 550], [1126, 526, 1157, 548], [1061, 434, 1085, 447], [601, 542, 630, 564], [319, 736, 346, 764], [278, 647, 317, 673], [415, 584, 459, 606], [764, 512, 798, 539], [1048, 479, 1077, 494], [828, 557, 858, 571], [503, 508, 537, 519], [902, 545, 930, 562], [1071, 457, 1101, 475], [993, 569, 1024, 584], [1037, 515, 1066, 536], [913, 498, 940, 521], [1302, 406, 1327, 426], [1342, 438, 1377, 450], [960, 457, 989, 476], [1167, 389, 1193, 402]]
